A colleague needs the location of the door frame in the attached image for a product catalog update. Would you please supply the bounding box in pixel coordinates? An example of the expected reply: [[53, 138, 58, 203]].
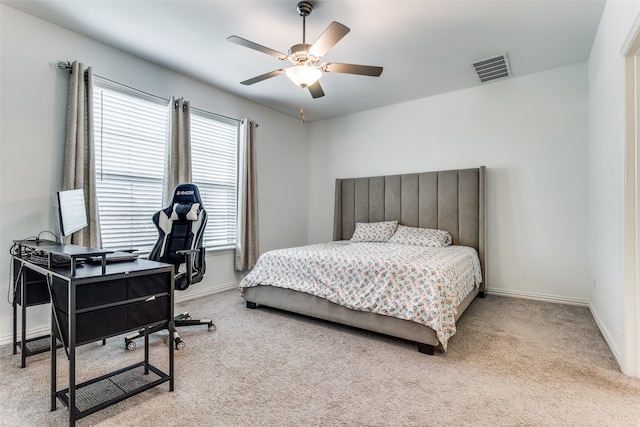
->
[[622, 13, 640, 377]]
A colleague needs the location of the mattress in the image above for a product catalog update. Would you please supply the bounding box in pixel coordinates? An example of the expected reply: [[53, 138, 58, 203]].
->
[[240, 241, 482, 350]]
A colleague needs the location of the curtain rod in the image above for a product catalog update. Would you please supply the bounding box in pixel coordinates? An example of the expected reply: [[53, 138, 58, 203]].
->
[[57, 61, 250, 126]]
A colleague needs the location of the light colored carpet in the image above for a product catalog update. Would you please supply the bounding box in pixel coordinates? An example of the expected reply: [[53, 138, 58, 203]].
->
[[1, 290, 639, 426]]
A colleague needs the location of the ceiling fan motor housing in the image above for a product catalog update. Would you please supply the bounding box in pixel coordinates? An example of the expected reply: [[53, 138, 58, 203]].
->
[[288, 43, 319, 65]]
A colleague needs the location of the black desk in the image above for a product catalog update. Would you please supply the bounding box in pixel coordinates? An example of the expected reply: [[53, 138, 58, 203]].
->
[[11, 240, 175, 426]]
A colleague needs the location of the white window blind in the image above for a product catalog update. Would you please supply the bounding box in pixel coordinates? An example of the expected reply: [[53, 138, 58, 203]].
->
[[93, 79, 240, 253], [191, 112, 239, 250], [94, 81, 168, 252]]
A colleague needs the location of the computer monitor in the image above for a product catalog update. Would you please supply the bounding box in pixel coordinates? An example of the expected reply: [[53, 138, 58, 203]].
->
[[57, 188, 88, 237]]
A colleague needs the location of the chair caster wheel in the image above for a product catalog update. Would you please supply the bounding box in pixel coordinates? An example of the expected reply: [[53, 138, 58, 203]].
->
[[208, 323, 216, 332], [125, 340, 136, 351], [175, 339, 185, 350]]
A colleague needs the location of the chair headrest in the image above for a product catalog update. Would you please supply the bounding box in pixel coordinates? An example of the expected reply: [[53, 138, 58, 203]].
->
[[171, 183, 203, 206]]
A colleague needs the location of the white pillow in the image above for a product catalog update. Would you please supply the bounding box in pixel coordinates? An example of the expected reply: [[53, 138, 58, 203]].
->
[[350, 221, 398, 243], [387, 225, 452, 247]]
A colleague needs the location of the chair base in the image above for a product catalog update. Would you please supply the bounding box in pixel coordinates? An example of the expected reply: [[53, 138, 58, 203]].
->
[[124, 312, 215, 350]]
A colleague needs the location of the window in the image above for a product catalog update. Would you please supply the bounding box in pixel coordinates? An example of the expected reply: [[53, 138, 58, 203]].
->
[[93, 79, 239, 253], [94, 81, 167, 252], [191, 111, 238, 250]]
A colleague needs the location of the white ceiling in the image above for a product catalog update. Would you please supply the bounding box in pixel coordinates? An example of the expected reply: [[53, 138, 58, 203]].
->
[[3, 0, 606, 122]]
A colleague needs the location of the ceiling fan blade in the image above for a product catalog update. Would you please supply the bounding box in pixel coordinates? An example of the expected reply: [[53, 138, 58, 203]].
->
[[227, 35, 288, 61], [309, 21, 350, 58], [240, 69, 286, 85], [322, 62, 383, 77], [308, 81, 325, 99]]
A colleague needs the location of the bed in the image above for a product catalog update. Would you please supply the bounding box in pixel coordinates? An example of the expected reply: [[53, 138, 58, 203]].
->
[[240, 166, 486, 354]]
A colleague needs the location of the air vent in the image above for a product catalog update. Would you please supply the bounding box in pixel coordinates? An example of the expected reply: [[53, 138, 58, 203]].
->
[[472, 54, 511, 83]]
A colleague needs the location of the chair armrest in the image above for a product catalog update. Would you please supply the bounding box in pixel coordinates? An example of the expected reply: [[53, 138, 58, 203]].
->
[[176, 249, 199, 256], [174, 248, 206, 290]]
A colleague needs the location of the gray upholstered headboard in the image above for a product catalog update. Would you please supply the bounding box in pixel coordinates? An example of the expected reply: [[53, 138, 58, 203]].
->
[[333, 166, 486, 291]]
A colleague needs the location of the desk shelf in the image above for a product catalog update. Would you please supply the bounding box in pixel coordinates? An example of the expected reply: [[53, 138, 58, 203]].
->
[[16, 335, 62, 357], [56, 362, 170, 420]]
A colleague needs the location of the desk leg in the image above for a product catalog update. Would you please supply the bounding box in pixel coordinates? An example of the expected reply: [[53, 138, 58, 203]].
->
[[12, 262, 18, 356], [169, 320, 174, 391], [12, 287, 17, 356], [169, 272, 175, 392], [69, 292, 76, 426], [50, 311, 57, 411], [20, 268, 27, 368], [144, 327, 149, 375]]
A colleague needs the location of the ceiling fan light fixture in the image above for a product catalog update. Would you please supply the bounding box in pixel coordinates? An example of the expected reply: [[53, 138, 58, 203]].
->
[[286, 65, 322, 88]]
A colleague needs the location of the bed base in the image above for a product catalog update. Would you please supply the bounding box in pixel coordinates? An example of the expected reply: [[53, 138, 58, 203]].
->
[[244, 284, 480, 354]]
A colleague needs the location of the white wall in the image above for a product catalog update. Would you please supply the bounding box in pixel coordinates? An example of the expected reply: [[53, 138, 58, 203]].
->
[[307, 63, 590, 304], [0, 5, 309, 344], [587, 0, 640, 375]]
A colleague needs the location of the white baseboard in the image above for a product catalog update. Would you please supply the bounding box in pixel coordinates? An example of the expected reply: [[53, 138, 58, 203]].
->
[[588, 302, 623, 370], [0, 324, 52, 347], [174, 281, 239, 304], [486, 287, 589, 306], [0, 282, 240, 347]]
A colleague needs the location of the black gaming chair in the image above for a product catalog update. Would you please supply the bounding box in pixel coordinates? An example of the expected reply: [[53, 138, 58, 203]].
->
[[125, 183, 215, 351]]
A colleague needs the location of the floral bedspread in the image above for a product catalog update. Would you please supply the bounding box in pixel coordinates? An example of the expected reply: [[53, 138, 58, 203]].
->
[[239, 241, 483, 350]]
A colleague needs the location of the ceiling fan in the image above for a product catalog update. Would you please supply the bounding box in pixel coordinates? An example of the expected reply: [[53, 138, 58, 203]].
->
[[227, 1, 383, 99]]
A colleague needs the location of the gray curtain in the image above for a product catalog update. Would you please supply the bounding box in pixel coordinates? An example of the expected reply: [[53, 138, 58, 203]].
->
[[164, 97, 192, 205], [62, 61, 101, 247], [235, 119, 259, 271]]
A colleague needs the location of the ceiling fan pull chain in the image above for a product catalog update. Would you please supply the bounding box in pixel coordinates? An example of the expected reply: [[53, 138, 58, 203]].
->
[[299, 87, 306, 123]]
